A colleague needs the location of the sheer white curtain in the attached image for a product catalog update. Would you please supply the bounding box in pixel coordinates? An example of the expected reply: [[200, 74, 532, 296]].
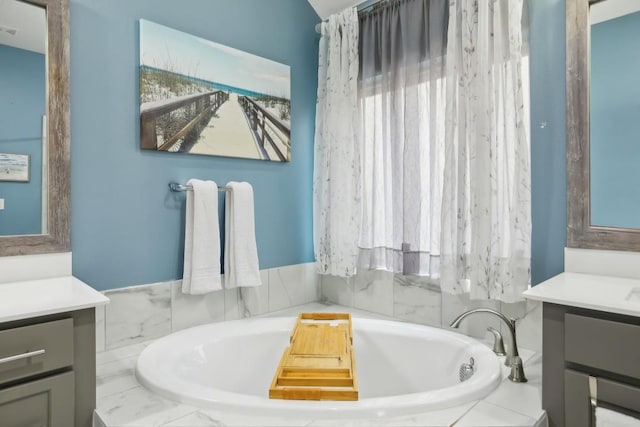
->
[[313, 8, 361, 277], [314, 0, 530, 302], [440, 0, 531, 302], [358, 0, 448, 277]]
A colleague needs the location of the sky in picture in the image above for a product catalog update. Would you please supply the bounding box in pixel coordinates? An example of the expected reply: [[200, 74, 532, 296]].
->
[[140, 20, 290, 99]]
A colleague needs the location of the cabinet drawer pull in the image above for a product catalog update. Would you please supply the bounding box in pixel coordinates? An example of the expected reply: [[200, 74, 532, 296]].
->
[[0, 349, 46, 365]]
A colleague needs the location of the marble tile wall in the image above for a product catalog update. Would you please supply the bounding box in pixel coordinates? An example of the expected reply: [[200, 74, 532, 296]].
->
[[97, 263, 319, 351], [321, 272, 543, 353], [96, 261, 541, 353]]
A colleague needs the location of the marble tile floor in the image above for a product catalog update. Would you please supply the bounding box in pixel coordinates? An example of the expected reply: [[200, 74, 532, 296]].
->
[[94, 302, 548, 427]]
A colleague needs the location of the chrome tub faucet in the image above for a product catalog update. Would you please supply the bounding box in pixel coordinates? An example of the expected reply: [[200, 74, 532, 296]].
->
[[450, 308, 527, 383]]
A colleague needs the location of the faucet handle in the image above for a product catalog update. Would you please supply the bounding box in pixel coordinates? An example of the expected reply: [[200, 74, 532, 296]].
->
[[508, 356, 528, 383], [487, 326, 506, 356]]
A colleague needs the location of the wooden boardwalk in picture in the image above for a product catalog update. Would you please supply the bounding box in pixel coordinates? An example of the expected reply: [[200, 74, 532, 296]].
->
[[190, 93, 261, 158], [140, 90, 291, 162]]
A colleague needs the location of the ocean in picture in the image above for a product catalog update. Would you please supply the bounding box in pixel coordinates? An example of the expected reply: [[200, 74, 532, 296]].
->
[[139, 20, 291, 162], [0, 153, 29, 182]]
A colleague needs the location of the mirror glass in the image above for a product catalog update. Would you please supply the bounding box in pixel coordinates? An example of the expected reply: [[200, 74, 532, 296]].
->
[[0, 0, 47, 236], [589, 0, 640, 230]]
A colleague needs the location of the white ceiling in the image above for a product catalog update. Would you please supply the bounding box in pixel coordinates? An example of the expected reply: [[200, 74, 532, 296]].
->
[[0, 0, 46, 54], [307, 0, 362, 20], [590, 0, 640, 25], [309, 0, 640, 25], [11, 0, 634, 54]]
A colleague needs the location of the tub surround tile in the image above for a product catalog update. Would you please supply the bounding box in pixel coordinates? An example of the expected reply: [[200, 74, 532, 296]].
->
[[268, 264, 307, 312], [519, 347, 537, 365], [534, 414, 548, 427], [171, 280, 225, 331], [453, 401, 537, 426], [381, 401, 477, 427], [500, 300, 527, 320], [485, 354, 544, 422], [353, 269, 394, 316], [319, 272, 542, 354], [97, 340, 152, 366], [96, 304, 106, 352], [97, 385, 195, 427], [105, 282, 172, 349], [224, 287, 242, 321], [306, 419, 397, 426], [161, 411, 225, 426], [511, 300, 542, 353], [93, 412, 107, 427], [167, 410, 312, 427], [393, 275, 442, 327], [96, 356, 140, 400], [265, 301, 397, 321], [302, 262, 321, 303], [320, 274, 355, 307], [97, 263, 320, 353], [268, 263, 319, 312], [266, 301, 334, 317], [238, 270, 270, 317]]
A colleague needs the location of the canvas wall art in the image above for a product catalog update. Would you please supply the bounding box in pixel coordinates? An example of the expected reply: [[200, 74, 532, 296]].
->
[[139, 20, 291, 162]]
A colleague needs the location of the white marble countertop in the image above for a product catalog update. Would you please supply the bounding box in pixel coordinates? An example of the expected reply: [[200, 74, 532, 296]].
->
[[0, 276, 109, 323], [523, 272, 640, 317]]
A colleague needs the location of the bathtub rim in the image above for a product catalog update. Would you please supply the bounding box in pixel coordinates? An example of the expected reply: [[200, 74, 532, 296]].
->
[[135, 316, 503, 419]]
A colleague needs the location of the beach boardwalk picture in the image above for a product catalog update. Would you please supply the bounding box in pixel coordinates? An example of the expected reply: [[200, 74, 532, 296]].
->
[[139, 20, 291, 162]]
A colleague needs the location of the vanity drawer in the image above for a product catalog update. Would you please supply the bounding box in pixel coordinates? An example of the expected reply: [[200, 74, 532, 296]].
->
[[0, 318, 74, 385], [565, 314, 640, 379]]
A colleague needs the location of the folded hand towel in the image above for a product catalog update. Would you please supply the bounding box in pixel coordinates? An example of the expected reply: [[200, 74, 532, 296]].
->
[[224, 181, 261, 288], [596, 407, 640, 427], [182, 179, 222, 294]]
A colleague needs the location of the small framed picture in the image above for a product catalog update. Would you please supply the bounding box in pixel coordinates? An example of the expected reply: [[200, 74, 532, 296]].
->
[[0, 153, 30, 182]]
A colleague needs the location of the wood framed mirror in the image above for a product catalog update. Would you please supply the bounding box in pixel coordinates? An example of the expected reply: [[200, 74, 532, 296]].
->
[[566, 0, 640, 251], [0, 0, 69, 256]]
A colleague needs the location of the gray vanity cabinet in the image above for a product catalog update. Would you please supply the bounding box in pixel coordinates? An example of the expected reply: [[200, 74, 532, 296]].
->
[[0, 309, 97, 427], [0, 371, 74, 427], [543, 303, 640, 427]]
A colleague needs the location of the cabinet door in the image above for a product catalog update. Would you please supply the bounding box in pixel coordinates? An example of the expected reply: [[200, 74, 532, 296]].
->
[[564, 369, 591, 427], [0, 371, 74, 427], [565, 369, 640, 427]]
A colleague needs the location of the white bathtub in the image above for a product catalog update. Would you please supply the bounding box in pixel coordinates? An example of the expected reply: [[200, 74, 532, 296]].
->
[[136, 316, 502, 418]]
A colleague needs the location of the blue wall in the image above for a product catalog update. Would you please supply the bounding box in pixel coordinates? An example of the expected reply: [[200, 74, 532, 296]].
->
[[0, 45, 45, 236], [69, 0, 566, 291], [590, 12, 640, 229], [70, 0, 320, 290], [529, 0, 566, 285]]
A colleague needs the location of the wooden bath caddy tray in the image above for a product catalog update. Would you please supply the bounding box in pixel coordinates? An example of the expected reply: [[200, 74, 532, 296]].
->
[[269, 312, 358, 401]]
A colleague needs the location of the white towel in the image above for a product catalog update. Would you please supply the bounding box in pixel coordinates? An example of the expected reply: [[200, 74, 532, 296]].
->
[[224, 181, 261, 288], [596, 407, 640, 427], [182, 179, 222, 294]]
